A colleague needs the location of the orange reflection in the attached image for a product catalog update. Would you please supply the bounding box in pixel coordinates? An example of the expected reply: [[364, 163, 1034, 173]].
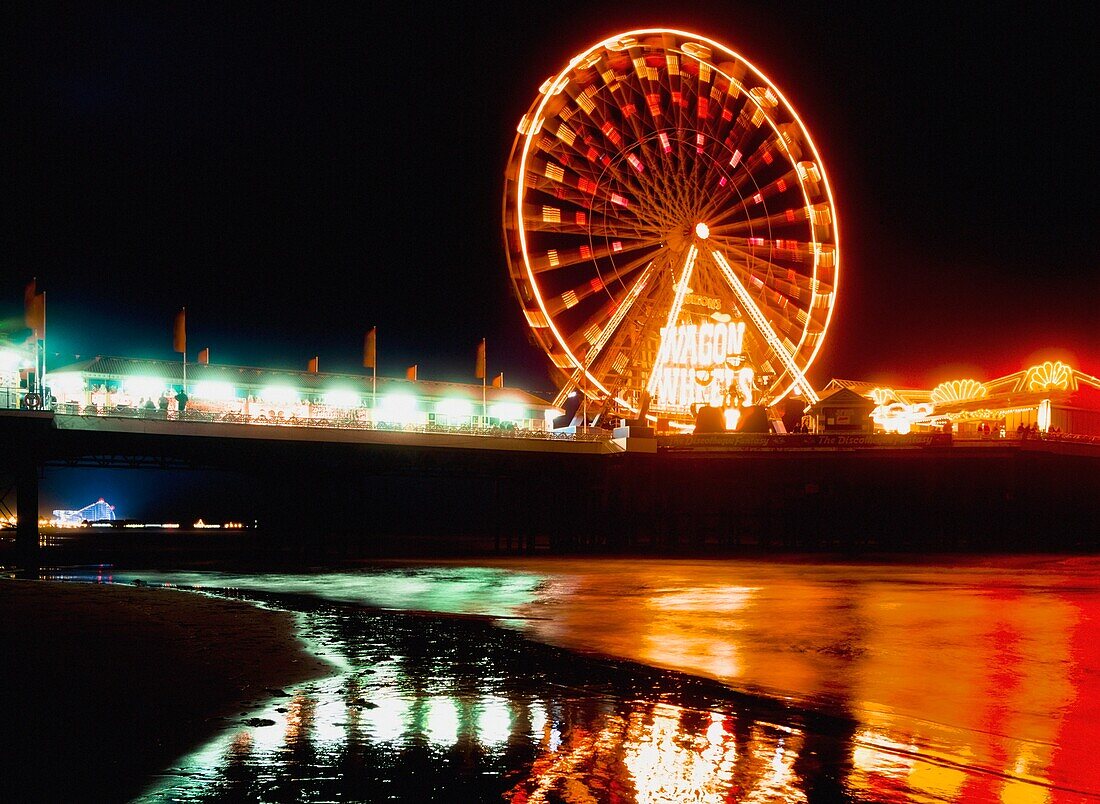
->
[[509, 558, 1100, 798], [507, 699, 810, 803]]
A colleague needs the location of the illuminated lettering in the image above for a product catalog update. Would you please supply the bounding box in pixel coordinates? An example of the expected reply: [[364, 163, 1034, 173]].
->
[[652, 321, 751, 409]]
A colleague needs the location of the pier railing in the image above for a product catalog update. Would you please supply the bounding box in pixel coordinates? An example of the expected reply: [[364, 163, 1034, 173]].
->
[[5, 392, 1099, 447], [21, 399, 613, 442]]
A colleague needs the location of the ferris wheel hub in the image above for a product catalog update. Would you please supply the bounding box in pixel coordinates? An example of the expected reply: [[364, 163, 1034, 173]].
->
[[694, 222, 710, 240]]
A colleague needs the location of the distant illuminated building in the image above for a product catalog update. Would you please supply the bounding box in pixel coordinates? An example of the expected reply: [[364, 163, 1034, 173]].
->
[[53, 498, 115, 525], [826, 361, 1100, 436]]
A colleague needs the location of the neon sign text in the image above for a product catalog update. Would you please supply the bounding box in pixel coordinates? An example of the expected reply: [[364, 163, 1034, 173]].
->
[[653, 321, 752, 408]]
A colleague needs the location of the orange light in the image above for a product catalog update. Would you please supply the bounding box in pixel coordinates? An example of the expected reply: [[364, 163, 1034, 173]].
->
[[1025, 361, 1072, 392], [930, 379, 987, 406]]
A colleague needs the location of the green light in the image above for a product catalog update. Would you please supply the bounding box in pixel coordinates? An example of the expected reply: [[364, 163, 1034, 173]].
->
[[260, 384, 298, 404], [436, 397, 474, 417], [125, 376, 168, 398], [193, 381, 236, 400], [489, 403, 525, 422], [324, 389, 360, 408]]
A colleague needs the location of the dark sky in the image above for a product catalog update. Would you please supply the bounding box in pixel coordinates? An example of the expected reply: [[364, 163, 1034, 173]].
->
[[5, 2, 1098, 398]]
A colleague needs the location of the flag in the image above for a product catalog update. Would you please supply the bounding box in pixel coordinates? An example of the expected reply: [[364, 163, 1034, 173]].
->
[[492, 372, 504, 388], [23, 280, 35, 325], [475, 338, 486, 379], [24, 281, 45, 339], [172, 309, 186, 354], [197, 348, 209, 365], [307, 356, 319, 373], [406, 364, 417, 381], [363, 327, 376, 369]]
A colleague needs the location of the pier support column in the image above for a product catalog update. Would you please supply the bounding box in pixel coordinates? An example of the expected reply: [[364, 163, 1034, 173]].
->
[[16, 461, 40, 560]]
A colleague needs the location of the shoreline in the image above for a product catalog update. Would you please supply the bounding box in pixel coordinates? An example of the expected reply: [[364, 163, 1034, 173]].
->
[[0, 579, 332, 802]]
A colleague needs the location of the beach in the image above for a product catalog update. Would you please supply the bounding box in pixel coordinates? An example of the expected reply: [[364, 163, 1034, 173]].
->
[[0, 579, 332, 802]]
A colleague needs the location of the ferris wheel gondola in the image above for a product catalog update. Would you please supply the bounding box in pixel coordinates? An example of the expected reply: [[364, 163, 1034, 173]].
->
[[503, 29, 839, 422]]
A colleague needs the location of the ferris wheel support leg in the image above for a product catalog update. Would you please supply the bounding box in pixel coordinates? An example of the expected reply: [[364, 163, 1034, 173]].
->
[[711, 249, 820, 404], [554, 261, 657, 410], [646, 245, 699, 398]]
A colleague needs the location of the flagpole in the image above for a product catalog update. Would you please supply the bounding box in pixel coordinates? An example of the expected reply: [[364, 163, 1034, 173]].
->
[[39, 292, 46, 400], [182, 307, 187, 397], [481, 338, 487, 425]]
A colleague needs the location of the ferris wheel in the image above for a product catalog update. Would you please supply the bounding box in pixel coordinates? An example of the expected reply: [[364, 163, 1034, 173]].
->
[[503, 29, 839, 421]]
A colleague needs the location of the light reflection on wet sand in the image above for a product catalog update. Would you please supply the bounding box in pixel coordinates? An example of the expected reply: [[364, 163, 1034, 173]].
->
[[502, 558, 1100, 800], [139, 606, 823, 802], [106, 557, 1100, 801]]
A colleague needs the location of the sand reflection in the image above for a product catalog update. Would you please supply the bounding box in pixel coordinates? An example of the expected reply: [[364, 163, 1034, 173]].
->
[[127, 558, 1100, 800]]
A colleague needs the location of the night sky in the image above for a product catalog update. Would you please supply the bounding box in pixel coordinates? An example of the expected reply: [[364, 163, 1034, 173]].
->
[[3, 5, 1097, 515]]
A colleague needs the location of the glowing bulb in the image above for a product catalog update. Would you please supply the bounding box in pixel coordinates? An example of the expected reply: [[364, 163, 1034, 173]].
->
[[695, 222, 710, 239]]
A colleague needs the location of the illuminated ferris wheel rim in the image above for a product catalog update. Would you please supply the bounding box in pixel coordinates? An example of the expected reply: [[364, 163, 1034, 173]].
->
[[510, 27, 841, 412]]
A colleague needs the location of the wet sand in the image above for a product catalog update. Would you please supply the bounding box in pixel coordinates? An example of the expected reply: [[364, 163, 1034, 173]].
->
[[0, 579, 332, 802]]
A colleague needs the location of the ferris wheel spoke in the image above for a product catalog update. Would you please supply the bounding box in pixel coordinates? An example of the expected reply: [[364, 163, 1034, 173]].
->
[[646, 243, 700, 396], [524, 163, 668, 237], [543, 251, 659, 316], [555, 86, 669, 212], [554, 269, 670, 407], [714, 135, 799, 205], [562, 259, 660, 379], [703, 242, 815, 338], [528, 237, 664, 274], [705, 202, 800, 236], [542, 138, 679, 233], [520, 205, 667, 239], [713, 236, 835, 295]]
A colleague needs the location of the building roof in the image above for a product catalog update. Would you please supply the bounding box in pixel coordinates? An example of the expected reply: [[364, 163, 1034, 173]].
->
[[823, 379, 932, 405], [806, 386, 876, 411], [49, 355, 554, 408], [827, 362, 1100, 413]]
